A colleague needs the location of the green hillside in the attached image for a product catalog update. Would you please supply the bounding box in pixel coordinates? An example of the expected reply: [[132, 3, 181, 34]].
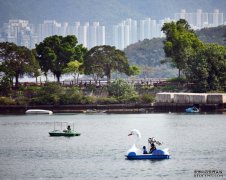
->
[[196, 26, 226, 45], [124, 25, 226, 78]]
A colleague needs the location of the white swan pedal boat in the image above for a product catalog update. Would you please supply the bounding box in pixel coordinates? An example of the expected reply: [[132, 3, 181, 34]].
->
[[126, 129, 170, 160], [127, 146, 170, 160]]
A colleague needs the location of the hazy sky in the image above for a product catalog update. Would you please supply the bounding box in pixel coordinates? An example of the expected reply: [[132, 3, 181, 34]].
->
[[0, 0, 226, 25]]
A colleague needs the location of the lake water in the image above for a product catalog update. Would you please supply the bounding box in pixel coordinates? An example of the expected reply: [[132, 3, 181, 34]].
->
[[0, 113, 225, 180]]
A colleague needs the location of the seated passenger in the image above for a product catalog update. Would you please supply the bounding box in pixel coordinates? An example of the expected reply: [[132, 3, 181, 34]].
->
[[67, 125, 71, 131], [149, 143, 156, 154], [143, 146, 148, 154]]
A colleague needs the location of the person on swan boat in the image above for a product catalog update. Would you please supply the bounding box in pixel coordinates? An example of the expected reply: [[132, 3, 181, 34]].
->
[[149, 143, 156, 154], [143, 146, 148, 154], [148, 137, 162, 154]]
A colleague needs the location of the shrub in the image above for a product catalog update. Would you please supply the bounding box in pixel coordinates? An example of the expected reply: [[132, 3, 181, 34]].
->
[[0, 96, 16, 105], [59, 87, 83, 105], [30, 82, 63, 105], [23, 86, 41, 98], [122, 94, 140, 103], [96, 96, 119, 104], [0, 76, 12, 96], [30, 94, 60, 105], [81, 96, 96, 104], [108, 79, 138, 99], [141, 94, 155, 103], [39, 82, 63, 96], [167, 77, 187, 83], [161, 85, 178, 91], [15, 95, 30, 105]]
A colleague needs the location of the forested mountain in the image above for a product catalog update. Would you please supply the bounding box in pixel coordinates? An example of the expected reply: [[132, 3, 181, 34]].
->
[[196, 25, 226, 46], [0, 0, 226, 26], [124, 25, 226, 78]]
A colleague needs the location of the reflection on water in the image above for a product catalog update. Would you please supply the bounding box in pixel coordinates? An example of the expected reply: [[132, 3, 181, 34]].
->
[[0, 113, 225, 179]]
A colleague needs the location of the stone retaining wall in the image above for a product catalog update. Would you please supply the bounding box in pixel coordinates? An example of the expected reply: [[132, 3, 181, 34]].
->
[[207, 94, 226, 104], [156, 93, 174, 103], [156, 93, 226, 104]]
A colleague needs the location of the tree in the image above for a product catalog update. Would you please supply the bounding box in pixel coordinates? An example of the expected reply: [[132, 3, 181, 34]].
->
[[186, 44, 226, 92], [35, 35, 87, 82], [161, 19, 202, 78], [0, 76, 11, 96], [83, 45, 131, 83], [0, 42, 38, 88], [63, 60, 83, 84], [128, 65, 141, 76]]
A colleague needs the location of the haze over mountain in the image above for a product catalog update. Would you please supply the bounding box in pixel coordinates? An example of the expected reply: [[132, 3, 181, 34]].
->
[[1, 0, 226, 26]]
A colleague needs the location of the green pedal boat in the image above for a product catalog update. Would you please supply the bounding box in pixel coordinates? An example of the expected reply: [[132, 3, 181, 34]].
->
[[49, 122, 80, 137], [49, 129, 80, 136]]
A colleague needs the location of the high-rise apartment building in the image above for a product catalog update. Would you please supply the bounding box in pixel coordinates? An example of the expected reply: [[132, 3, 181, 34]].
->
[[112, 19, 138, 49], [0, 20, 106, 49], [175, 9, 224, 29], [112, 18, 171, 49], [0, 19, 38, 48], [87, 22, 105, 48]]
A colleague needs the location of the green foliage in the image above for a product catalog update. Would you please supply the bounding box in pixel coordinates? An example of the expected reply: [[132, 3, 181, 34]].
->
[[122, 94, 140, 103], [39, 82, 63, 95], [30, 82, 63, 105], [59, 87, 83, 105], [0, 42, 39, 87], [14, 95, 30, 105], [166, 77, 187, 83], [31, 94, 60, 105], [0, 76, 12, 96], [22, 86, 41, 99], [128, 65, 141, 76], [63, 60, 83, 83], [161, 19, 203, 77], [84, 45, 131, 82], [35, 35, 87, 82], [186, 43, 226, 92], [28, 85, 86, 105], [161, 85, 178, 91], [81, 96, 96, 104], [125, 25, 226, 79], [161, 20, 226, 92], [96, 96, 119, 104], [0, 96, 16, 105], [140, 94, 155, 103], [108, 79, 138, 100]]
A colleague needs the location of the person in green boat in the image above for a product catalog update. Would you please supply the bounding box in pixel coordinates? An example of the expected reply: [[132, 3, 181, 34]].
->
[[67, 125, 71, 131]]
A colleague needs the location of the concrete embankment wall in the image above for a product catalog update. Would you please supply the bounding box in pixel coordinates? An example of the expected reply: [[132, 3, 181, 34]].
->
[[156, 93, 226, 104], [155, 93, 226, 112], [207, 94, 226, 104]]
